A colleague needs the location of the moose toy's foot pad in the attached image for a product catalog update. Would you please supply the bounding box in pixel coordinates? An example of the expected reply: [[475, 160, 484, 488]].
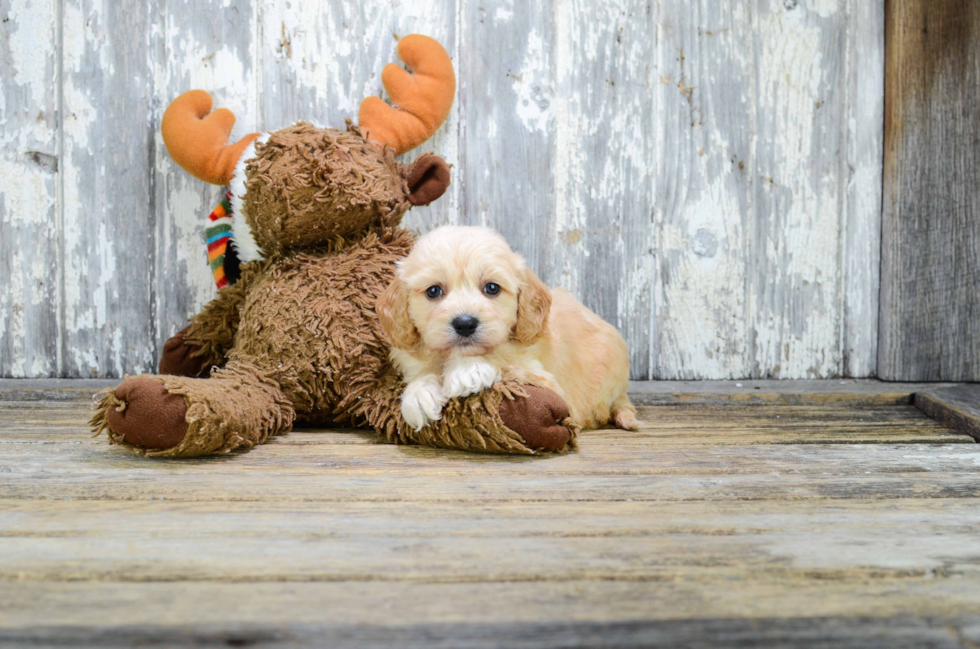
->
[[105, 377, 189, 450], [499, 386, 576, 452]]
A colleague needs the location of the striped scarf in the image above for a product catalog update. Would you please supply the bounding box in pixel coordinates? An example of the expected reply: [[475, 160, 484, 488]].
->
[[205, 192, 241, 289]]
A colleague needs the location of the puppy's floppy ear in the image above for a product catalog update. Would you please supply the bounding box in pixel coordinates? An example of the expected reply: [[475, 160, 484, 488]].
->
[[514, 267, 552, 344], [377, 275, 420, 349]]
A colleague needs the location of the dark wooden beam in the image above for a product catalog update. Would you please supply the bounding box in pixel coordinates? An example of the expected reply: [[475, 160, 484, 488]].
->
[[879, 1, 980, 380], [914, 384, 980, 441]]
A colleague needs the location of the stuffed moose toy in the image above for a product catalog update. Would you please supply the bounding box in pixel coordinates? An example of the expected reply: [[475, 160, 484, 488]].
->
[[92, 35, 576, 457]]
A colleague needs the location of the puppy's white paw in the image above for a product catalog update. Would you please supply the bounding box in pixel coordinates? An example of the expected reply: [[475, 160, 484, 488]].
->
[[401, 376, 445, 432], [443, 358, 502, 399]]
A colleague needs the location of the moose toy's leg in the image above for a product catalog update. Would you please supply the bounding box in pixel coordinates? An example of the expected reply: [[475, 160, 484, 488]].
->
[[364, 367, 577, 454], [92, 362, 295, 457]]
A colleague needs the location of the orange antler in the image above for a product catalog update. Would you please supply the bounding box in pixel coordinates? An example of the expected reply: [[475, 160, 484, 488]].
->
[[161, 90, 259, 185], [358, 34, 456, 156]]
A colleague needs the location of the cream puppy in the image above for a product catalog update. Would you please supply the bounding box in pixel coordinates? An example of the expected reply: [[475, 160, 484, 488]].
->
[[377, 225, 638, 434]]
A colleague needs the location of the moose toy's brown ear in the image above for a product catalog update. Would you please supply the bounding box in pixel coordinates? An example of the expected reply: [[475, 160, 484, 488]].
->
[[406, 154, 450, 206]]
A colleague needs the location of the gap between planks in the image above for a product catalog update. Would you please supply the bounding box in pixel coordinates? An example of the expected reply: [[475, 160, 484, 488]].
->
[[0, 378, 962, 405]]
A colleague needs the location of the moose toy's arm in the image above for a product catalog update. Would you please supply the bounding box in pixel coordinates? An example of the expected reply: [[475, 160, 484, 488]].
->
[[158, 261, 263, 377], [361, 365, 577, 454]]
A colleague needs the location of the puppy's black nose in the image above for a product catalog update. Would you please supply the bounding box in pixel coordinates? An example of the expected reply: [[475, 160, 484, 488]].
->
[[452, 315, 480, 338]]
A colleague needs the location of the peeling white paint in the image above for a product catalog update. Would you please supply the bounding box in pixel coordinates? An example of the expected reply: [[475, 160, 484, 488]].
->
[[494, 6, 513, 22], [256, 0, 459, 236], [841, 0, 884, 378], [61, 0, 124, 376], [3, 246, 28, 378], [648, 0, 879, 379], [512, 30, 554, 135], [656, 176, 749, 379], [552, 3, 587, 291], [5, 0, 56, 105], [147, 5, 261, 363], [1, 0, 60, 377], [1, 0, 885, 380], [805, 0, 839, 19], [750, 3, 839, 378], [161, 170, 221, 327], [0, 158, 53, 227]]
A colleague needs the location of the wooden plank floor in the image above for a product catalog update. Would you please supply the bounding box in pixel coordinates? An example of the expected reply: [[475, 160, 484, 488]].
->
[[2, 382, 980, 647]]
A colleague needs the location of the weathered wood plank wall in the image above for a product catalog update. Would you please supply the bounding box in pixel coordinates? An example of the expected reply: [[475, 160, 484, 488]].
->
[[879, 1, 980, 381], [0, 0, 885, 379], [0, 0, 60, 377]]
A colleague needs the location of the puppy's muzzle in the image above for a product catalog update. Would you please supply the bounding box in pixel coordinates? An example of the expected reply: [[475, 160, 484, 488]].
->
[[452, 315, 480, 338]]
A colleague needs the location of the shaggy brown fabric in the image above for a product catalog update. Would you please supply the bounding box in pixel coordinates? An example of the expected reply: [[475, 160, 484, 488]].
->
[[159, 362, 295, 457], [182, 259, 267, 368], [93, 363, 294, 457], [242, 123, 410, 256], [158, 325, 210, 377], [94, 123, 576, 458], [368, 369, 535, 454]]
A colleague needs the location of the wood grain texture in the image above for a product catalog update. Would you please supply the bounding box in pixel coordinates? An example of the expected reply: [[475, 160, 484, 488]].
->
[[629, 378, 959, 406], [150, 0, 259, 361], [1, 403, 975, 505], [549, 0, 656, 378], [652, 0, 883, 379], [0, 0, 60, 378], [915, 385, 980, 441], [457, 0, 555, 261], [1, 590, 979, 648], [2, 497, 980, 582], [2, 403, 969, 444], [879, 1, 980, 381], [0, 1, 886, 380], [0, 378, 116, 401], [1, 397, 979, 644], [3, 579, 980, 627], [843, 0, 885, 377], [61, 0, 155, 377]]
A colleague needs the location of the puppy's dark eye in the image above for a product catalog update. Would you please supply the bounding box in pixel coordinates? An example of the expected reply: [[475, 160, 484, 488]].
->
[[483, 282, 501, 297], [425, 285, 444, 299]]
